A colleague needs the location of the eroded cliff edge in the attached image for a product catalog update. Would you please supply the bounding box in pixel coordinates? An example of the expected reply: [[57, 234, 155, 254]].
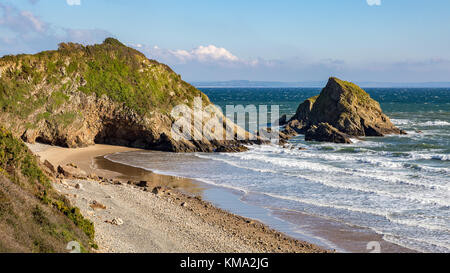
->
[[0, 38, 254, 152]]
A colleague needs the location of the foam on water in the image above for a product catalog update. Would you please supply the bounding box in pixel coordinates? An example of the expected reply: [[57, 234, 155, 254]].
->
[[106, 88, 450, 253], [107, 140, 449, 253], [419, 120, 450, 126]]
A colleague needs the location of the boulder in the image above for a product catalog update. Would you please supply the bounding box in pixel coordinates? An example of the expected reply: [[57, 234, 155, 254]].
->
[[215, 145, 249, 153], [277, 114, 288, 126], [152, 186, 163, 195], [43, 160, 55, 171], [87, 173, 99, 180], [136, 181, 148, 187], [57, 164, 87, 179], [108, 218, 123, 226], [257, 127, 286, 143], [43, 160, 57, 174], [90, 200, 106, 210], [284, 119, 308, 136], [305, 123, 352, 144]]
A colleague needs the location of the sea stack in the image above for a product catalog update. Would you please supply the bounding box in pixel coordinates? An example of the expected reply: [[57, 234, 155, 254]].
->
[[284, 77, 406, 143]]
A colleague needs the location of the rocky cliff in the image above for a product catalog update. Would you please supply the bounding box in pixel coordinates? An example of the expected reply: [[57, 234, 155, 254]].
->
[[0, 127, 94, 252], [0, 38, 253, 152], [284, 77, 405, 143]]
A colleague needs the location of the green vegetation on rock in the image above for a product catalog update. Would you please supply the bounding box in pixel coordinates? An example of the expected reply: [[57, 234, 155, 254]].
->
[[328, 77, 374, 106], [0, 127, 94, 252], [0, 38, 204, 119], [0, 127, 49, 188], [0, 38, 248, 152]]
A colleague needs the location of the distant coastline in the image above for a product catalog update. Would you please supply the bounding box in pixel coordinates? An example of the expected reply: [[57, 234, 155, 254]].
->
[[191, 80, 450, 88]]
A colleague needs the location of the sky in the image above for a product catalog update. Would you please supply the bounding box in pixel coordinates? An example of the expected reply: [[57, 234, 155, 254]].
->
[[0, 0, 449, 82]]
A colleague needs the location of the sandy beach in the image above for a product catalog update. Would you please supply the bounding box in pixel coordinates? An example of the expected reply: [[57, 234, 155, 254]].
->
[[28, 143, 327, 253]]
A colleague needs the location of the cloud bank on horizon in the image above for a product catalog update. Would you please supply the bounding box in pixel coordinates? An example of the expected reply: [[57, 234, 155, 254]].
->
[[130, 41, 450, 83]]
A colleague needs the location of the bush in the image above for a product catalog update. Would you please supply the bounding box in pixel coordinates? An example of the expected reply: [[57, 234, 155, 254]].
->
[[0, 127, 95, 251]]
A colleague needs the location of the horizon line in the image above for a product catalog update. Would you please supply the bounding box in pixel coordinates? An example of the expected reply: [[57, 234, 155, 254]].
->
[[190, 80, 450, 88]]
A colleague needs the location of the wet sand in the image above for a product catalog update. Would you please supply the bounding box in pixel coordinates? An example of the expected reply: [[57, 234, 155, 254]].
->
[[269, 208, 415, 253], [94, 156, 207, 196], [96, 149, 416, 253], [201, 185, 416, 253], [32, 143, 140, 179], [29, 143, 415, 253], [28, 143, 327, 253]]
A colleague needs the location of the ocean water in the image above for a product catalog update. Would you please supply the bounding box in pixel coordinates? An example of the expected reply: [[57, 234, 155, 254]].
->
[[107, 88, 450, 253]]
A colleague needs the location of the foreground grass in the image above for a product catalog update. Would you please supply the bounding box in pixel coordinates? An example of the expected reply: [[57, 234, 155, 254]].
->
[[0, 127, 94, 253]]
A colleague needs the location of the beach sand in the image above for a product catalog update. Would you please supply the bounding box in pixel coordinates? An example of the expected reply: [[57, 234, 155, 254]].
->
[[28, 143, 327, 253]]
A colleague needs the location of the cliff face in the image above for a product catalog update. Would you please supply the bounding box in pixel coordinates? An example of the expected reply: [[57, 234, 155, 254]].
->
[[286, 77, 405, 143], [0, 127, 93, 252], [0, 38, 252, 152]]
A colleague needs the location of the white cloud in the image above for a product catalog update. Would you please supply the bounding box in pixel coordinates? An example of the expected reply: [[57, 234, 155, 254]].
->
[[191, 45, 239, 62], [20, 11, 46, 32], [0, 3, 48, 34], [170, 45, 240, 63], [129, 42, 450, 82], [131, 43, 292, 72], [132, 43, 245, 65], [0, 3, 111, 56], [66, 0, 81, 6], [367, 0, 381, 6]]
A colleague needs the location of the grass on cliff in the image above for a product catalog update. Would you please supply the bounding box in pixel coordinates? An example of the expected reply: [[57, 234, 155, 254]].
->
[[0, 38, 207, 127], [330, 77, 375, 106], [77, 38, 207, 114], [0, 127, 95, 252], [307, 77, 379, 115]]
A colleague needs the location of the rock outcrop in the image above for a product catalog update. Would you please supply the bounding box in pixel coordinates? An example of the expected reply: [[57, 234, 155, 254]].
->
[[305, 123, 352, 144], [0, 38, 256, 152], [283, 77, 405, 143], [289, 95, 318, 132], [57, 164, 88, 179], [277, 114, 288, 126]]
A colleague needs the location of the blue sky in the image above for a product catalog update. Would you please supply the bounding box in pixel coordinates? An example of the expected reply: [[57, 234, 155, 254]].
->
[[1, 0, 449, 82]]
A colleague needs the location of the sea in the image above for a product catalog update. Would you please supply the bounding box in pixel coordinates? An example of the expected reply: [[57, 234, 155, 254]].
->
[[105, 88, 450, 253]]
